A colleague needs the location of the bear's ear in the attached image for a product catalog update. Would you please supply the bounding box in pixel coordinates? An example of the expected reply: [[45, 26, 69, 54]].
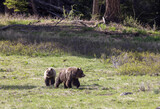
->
[[77, 67, 81, 70]]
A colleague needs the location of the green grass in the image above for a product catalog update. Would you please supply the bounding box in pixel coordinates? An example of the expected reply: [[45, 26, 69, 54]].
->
[[108, 26, 116, 31], [98, 23, 107, 30], [134, 35, 160, 42], [0, 55, 160, 109], [82, 27, 94, 32], [0, 17, 39, 26]]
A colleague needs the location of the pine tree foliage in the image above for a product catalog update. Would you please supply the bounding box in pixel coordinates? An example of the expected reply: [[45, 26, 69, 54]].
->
[[3, 0, 28, 12]]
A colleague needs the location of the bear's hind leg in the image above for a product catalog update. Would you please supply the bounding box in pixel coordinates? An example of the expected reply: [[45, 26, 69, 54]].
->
[[64, 82, 68, 88], [55, 76, 62, 88]]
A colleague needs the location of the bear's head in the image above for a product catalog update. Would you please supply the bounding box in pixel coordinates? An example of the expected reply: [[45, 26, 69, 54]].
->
[[75, 68, 85, 78], [45, 67, 55, 77]]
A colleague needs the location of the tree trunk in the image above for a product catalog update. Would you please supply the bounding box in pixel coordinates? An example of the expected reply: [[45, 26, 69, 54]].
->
[[132, 0, 137, 18], [31, 0, 38, 15], [104, 0, 120, 22], [5, 5, 13, 15], [92, 0, 99, 19], [0, 0, 5, 14], [92, 0, 99, 15], [30, 0, 38, 15], [156, 0, 160, 26]]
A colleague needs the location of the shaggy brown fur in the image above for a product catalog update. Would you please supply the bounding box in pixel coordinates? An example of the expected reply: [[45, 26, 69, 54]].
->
[[44, 67, 56, 86], [55, 67, 85, 88]]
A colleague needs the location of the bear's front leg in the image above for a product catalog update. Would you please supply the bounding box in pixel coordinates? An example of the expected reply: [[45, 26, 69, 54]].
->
[[72, 79, 80, 88], [45, 78, 50, 86], [50, 77, 55, 86]]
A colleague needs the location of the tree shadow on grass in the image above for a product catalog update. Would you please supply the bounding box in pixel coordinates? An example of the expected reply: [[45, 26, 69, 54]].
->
[[1, 85, 37, 90]]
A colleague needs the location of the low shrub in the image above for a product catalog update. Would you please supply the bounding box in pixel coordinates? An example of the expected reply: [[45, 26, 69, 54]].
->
[[98, 23, 107, 30], [123, 16, 142, 28], [0, 41, 64, 56], [110, 52, 160, 76]]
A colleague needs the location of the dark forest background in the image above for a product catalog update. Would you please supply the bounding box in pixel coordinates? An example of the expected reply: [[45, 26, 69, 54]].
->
[[0, 0, 160, 27]]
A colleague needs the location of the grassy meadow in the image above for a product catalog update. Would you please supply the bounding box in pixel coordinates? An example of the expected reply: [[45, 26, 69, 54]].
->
[[0, 15, 160, 109]]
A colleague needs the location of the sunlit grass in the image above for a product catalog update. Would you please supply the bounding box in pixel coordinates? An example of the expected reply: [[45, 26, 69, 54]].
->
[[0, 15, 38, 26], [0, 14, 56, 26], [0, 55, 160, 109]]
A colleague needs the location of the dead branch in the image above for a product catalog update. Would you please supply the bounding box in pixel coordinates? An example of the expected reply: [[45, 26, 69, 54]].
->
[[34, 0, 70, 14], [79, 21, 104, 28]]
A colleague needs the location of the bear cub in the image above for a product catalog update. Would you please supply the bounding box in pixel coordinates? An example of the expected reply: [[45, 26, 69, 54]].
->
[[44, 67, 56, 86], [55, 67, 85, 88]]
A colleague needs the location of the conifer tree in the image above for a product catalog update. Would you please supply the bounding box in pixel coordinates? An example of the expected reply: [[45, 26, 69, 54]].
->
[[3, 0, 28, 12]]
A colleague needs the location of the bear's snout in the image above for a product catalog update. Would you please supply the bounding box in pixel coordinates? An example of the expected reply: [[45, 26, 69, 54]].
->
[[82, 74, 85, 77], [47, 71, 52, 76], [47, 74, 50, 76]]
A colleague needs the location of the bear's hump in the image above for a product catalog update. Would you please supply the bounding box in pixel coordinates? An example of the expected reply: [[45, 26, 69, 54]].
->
[[66, 67, 78, 73]]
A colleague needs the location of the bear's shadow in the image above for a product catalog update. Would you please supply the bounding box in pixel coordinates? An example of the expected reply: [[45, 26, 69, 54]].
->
[[78, 84, 102, 90], [55, 84, 102, 90], [1, 85, 37, 90]]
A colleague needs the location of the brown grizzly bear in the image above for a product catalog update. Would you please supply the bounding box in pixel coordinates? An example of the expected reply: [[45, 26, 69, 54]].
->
[[55, 67, 85, 88], [44, 67, 56, 86]]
